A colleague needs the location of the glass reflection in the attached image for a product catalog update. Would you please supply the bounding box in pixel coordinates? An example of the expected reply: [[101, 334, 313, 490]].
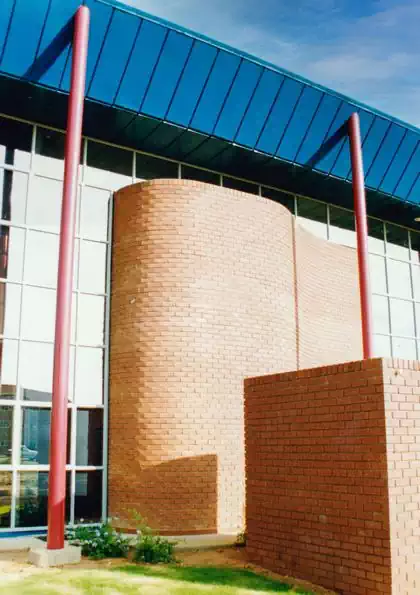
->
[[136, 153, 178, 180], [0, 225, 25, 282], [16, 472, 70, 527], [21, 408, 51, 465], [0, 406, 12, 464], [75, 347, 103, 405], [0, 169, 28, 223], [0, 339, 18, 399], [19, 341, 53, 401], [74, 471, 102, 523], [261, 187, 295, 213], [34, 127, 65, 179], [181, 165, 219, 185], [76, 409, 103, 466], [223, 176, 259, 195], [0, 472, 12, 527], [0, 282, 21, 337], [0, 117, 32, 169]]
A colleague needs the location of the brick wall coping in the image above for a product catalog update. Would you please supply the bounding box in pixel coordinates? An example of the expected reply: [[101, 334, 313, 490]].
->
[[244, 357, 420, 387], [114, 178, 274, 200]]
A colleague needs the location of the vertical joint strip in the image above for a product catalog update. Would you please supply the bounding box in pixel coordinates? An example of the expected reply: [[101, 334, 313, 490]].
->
[[348, 112, 374, 359], [47, 5, 90, 551]]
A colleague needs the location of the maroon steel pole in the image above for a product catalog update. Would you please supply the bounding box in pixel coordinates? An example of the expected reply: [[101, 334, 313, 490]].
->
[[47, 5, 90, 550], [348, 112, 374, 359]]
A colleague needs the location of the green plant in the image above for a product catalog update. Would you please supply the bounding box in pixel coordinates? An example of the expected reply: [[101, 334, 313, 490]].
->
[[129, 510, 176, 564], [66, 520, 130, 560], [235, 531, 246, 547]]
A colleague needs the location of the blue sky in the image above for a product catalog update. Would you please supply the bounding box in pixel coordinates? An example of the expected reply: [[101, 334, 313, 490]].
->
[[123, 0, 420, 127]]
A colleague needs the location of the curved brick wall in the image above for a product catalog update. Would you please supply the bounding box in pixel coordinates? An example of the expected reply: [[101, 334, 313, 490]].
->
[[109, 179, 362, 534]]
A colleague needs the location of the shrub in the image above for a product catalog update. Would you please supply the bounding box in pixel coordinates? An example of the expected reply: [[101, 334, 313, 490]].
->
[[66, 520, 130, 560], [235, 531, 247, 547], [130, 510, 176, 564]]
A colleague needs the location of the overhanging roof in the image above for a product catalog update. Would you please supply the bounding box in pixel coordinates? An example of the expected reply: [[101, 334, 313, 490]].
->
[[0, 0, 419, 226]]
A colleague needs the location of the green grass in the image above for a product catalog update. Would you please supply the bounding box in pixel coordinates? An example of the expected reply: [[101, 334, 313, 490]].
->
[[3, 564, 315, 594]]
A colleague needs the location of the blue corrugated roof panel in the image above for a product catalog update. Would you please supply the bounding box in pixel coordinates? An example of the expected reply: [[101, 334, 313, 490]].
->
[[0, 0, 418, 216]]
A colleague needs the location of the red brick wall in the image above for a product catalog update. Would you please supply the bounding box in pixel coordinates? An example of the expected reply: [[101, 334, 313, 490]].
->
[[245, 358, 420, 595], [383, 359, 420, 594], [109, 179, 362, 534]]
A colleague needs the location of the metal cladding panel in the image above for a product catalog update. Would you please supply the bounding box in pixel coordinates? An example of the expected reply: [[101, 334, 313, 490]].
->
[[0, 0, 419, 213]]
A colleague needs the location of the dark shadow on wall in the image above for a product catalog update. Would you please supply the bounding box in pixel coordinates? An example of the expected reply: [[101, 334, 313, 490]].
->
[[110, 454, 218, 535]]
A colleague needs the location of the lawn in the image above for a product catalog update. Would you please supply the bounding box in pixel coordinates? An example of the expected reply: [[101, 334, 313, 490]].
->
[[3, 564, 316, 594]]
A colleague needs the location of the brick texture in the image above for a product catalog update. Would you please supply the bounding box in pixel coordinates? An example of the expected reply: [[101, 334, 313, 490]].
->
[[383, 360, 420, 594], [245, 358, 420, 595], [109, 179, 362, 534]]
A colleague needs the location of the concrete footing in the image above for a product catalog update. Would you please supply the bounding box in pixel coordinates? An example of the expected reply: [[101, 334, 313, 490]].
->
[[28, 540, 81, 568]]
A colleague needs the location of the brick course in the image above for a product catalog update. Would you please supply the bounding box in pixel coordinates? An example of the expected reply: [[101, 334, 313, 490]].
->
[[245, 358, 420, 595], [109, 179, 362, 534]]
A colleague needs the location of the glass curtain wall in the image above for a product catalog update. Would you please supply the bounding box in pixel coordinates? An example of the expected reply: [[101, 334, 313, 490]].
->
[[1, 112, 420, 530], [0, 117, 118, 530]]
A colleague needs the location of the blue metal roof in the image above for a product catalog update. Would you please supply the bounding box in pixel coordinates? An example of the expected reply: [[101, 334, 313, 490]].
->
[[0, 0, 419, 224]]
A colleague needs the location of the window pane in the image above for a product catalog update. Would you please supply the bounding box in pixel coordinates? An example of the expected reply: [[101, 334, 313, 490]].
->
[[223, 176, 259, 195], [370, 255, 387, 294], [80, 186, 109, 242], [390, 298, 415, 337], [21, 286, 56, 342], [0, 117, 32, 170], [26, 176, 62, 232], [372, 294, 390, 334], [75, 348, 103, 405], [77, 294, 104, 346], [16, 472, 70, 527], [329, 206, 356, 248], [410, 230, 420, 263], [297, 197, 327, 240], [0, 169, 28, 223], [416, 303, 420, 338], [386, 224, 410, 260], [261, 187, 294, 213], [0, 471, 12, 527], [19, 341, 53, 400], [368, 218, 385, 255], [86, 141, 132, 190], [412, 266, 420, 300], [0, 406, 13, 464], [23, 347, 75, 403], [181, 164, 219, 185], [0, 339, 18, 398], [374, 334, 391, 357], [21, 408, 51, 465], [392, 337, 416, 360], [34, 127, 65, 179], [0, 225, 25, 282], [0, 282, 21, 337], [78, 241, 106, 294], [136, 153, 178, 180], [24, 230, 58, 287], [387, 259, 411, 299], [76, 409, 103, 466], [74, 471, 102, 523]]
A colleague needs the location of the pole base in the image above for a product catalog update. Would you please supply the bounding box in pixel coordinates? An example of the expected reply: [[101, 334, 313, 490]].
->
[[28, 540, 81, 568]]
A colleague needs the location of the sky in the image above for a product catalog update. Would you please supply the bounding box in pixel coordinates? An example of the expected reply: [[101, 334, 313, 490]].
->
[[122, 0, 420, 127]]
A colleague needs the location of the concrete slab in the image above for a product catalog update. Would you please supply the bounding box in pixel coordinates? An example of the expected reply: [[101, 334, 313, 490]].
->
[[171, 533, 237, 551], [28, 540, 81, 568], [0, 536, 45, 552]]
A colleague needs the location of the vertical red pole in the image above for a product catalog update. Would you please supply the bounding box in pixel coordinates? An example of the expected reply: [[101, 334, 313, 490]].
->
[[348, 112, 374, 359], [47, 5, 90, 550]]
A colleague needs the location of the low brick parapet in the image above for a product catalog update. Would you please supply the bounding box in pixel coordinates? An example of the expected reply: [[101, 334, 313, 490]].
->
[[245, 358, 420, 595]]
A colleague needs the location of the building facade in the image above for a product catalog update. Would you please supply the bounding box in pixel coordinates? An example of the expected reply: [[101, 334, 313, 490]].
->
[[0, 0, 420, 535]]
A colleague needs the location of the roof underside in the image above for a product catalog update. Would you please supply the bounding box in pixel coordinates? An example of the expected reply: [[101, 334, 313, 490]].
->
[[0, 0, 419, 226]]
